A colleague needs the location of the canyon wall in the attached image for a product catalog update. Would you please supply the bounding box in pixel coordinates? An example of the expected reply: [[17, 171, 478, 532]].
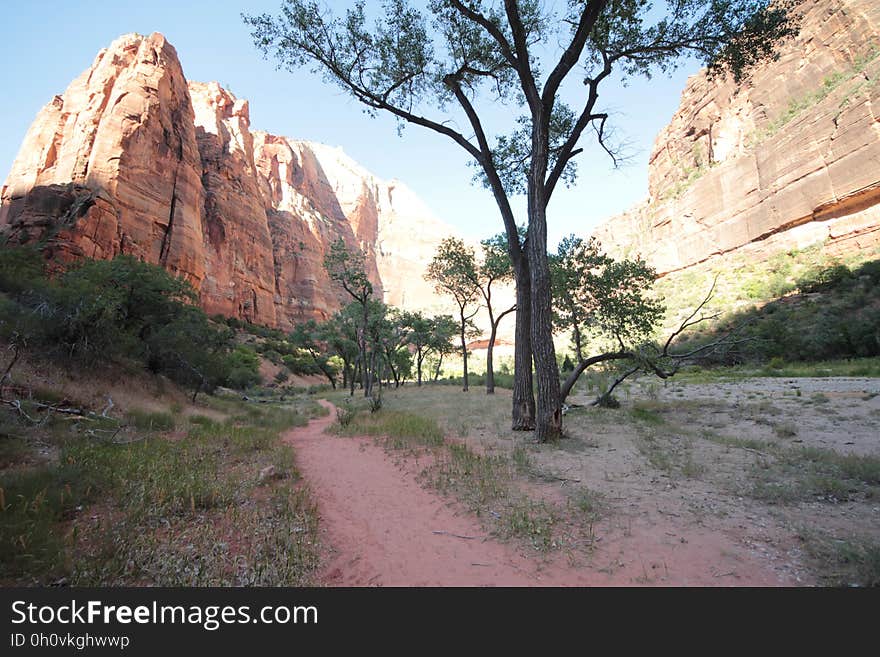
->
[[594, 0, 880, 275], [0, 33, 451, 329]]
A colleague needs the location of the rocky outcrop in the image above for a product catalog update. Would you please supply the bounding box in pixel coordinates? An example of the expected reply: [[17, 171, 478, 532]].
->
[[594, 0, 880, 275], [1, 32, 452, 329]]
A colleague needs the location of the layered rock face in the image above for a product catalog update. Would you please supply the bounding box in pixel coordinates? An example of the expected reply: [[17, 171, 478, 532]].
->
[[594, 0, 880, 275], [1, 33, 452, 329]]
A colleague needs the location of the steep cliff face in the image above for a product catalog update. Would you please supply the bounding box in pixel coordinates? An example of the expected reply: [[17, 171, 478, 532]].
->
[[0, 33, 207, 286], [594, 0, 880, 275], [1, 32, 452, 329]]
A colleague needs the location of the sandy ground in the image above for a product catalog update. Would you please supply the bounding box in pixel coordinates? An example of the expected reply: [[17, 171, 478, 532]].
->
[[285, 401, 595, 585], [284, 394, 820, 586]]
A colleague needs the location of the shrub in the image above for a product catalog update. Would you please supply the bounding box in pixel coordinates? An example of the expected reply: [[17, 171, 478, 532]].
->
[[0, 253, 256, 397]]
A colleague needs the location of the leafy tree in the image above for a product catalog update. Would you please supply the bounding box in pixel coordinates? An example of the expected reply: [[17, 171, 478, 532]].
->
[[403, 311, 458, 385], [374, 307, 413, 388], [245, 0, 798, 440], [402, 311, 433, 386], [550, 235, 663, 403], [476, 232, 517, 394], [0, 253, 256, 400], [317, 308, 360, 392], [427, 314, 459, 382], [323, 238, 377, 397], [550, 235, 609, 363], [426, 237, 481, 391], [289, 320, 340, 388]]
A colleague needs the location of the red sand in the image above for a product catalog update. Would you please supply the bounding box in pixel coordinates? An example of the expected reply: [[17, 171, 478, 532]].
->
[[284, 401, 794, 586]]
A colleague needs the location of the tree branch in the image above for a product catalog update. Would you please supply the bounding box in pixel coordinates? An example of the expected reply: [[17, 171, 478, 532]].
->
[[541, 0, 609, 107], [502, 0, 541, 112], [545, 53, 613, 199], [448, 0, 519, 68]]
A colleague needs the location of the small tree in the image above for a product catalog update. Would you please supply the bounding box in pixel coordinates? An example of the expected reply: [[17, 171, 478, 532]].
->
[[426, 237, 480, 391], [403, 311, 432, 386], [428, 314, 459, 382], [376, 307, 413, 388], [476, 233, 516, 394], [323, 238, 376, 397], [289, 320, 339, 388], [404, 311, 458, 386], [317, 307, 361, 393], [551, 235, 737, 406]]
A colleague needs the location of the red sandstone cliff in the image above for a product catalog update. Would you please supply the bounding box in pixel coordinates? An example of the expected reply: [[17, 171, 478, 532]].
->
[[0, 32, 452, 329], [593, 0, 880, 274]]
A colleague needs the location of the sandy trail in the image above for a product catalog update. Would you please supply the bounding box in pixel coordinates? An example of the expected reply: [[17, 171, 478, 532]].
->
[[285, 400, 790, 586]]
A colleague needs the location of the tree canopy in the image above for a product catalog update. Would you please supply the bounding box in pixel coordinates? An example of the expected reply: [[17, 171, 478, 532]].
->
[[246, 0, 799, 440]]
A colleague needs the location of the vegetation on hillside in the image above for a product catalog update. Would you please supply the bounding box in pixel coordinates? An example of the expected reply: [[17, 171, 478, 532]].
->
[[674, 255, 880, 366], [0, 247, 260, 398]]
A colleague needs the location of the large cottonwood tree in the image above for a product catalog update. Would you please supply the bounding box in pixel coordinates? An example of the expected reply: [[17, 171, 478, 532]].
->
[[245, 0, 797, 440]]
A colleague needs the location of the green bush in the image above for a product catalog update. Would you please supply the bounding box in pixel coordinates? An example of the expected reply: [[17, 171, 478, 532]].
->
[[225, 347, 262, 390], [679, 258, 880, 366], [0, 253, 261, 396]]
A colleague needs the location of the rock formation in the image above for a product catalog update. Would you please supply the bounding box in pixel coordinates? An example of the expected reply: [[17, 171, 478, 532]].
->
[[593, 0, 880, 275], [0, 32, 452, 329]]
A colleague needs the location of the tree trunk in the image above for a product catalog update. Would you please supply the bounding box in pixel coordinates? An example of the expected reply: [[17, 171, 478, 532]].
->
[[459, 306, 469, 392], [341, 357, 351, 390], [416, 348, 423, 386], [486, 318, 496, 394], [511, 258, 535, 430], [434, 353, 444, 382], [527, 121, 562, 442]]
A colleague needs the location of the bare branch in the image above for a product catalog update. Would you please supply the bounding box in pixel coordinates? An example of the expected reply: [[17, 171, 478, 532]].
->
[[502, 0, 541, 111], [663, 274, 718, 354]]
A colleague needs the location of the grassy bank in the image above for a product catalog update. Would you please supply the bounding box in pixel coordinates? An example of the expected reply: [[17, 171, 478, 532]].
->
[[0, 381, 325, 586]]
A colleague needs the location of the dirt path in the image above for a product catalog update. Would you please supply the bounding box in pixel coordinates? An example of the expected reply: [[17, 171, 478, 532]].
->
[[285, 400, 792, 586]]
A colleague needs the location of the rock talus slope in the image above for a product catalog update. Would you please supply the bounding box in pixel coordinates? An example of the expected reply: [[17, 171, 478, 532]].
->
[[1, 32, 451, 329], [593, 0, 880, 274]]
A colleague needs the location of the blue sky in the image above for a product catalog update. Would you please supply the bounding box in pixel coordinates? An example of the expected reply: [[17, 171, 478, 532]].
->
[[0, 0, 703, 247]]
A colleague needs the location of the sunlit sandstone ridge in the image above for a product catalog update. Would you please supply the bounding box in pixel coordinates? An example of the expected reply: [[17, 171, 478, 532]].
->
[[0, 33, 452, 329], [593, 0, 880, 274]]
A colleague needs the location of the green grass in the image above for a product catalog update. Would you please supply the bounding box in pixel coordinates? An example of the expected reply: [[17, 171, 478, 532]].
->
[[798, 529, 880, 588], [124, 409, 176, 431], [0, 395, 320, 585], [331, 408, 444, 449], [748, 446, 880, 504], [675, 357, 880, 384], [569, 487, 606, 524], [426, 441, 561, 551], [630, 404, 666, 425]]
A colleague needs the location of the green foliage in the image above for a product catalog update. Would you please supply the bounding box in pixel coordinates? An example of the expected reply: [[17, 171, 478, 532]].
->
[[125, 409, 176, 432], [323, 238, 372, 304], [224, 347, 262, 390], [550, 234, 664, 356], [680, 258, 880, 365], [747, 48, 880, 148], [334, 409, 444, 448], [1, 397, 317, 585], [0, 246, 45, 295], [425, 237, 479, 310], [0, 254, 260, 394]]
